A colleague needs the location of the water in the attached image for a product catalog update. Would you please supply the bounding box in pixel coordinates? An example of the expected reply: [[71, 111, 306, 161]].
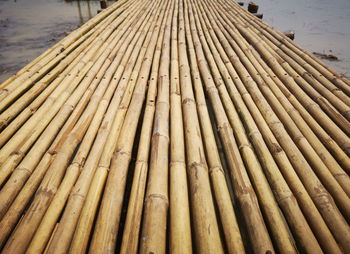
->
[[258, 0, 350, 78], [0, 0, 101, 83], [0, 0, 349, 82]]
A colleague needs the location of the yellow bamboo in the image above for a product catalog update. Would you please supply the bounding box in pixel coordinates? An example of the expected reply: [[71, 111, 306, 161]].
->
[[168, 0, 192, 252], [26, 3, 160, 253], [0, 0, 349, 252], [1, 2, 154, 252], [88, 1, 170, 252], [177, 0, 224, 252], [208, 1, 350, 194], [140, 2, 173, 252]]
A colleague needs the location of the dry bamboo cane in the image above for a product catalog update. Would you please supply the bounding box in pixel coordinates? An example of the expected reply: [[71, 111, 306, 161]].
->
[[0, 17, 125, 195], [140, 1, 173, 252], [193, 1, 341, 253], [0, 66, 105, 247], [1, 0, 146, 173], [200, 2, 345, 253], [66, 9, 164, 252], [250, 29, 350, 108], [211, 0, 350, 175], [237, 24, 350, 136], [118, 6, 168, 252], [224, 3, 350, 110], [1, 45, 117, 251], [187, 0, 299, 253], [0, 16, 137, 158], [0, 58, 117, 192], [0, 40, 98, 219], [191, 1, 330, 253], [207, 0, 350, 195], [88, 1, 170, 252], [25, 3, 160, 253], [203, 0, 350, 249], [0, 33, 99, 139], [167, 0, 192, 252], [185, 3, 247, 254], [206, 1, 350, 195], [0, 0, 139, 128], [222, 23, 350, 219], [0, 7, 136, 172], [0, 0, 131, 91], [179, 0, 224, 252], [226, 1, 350, 96], [0, 0, 133, 100], [231, 22, 350, 153], [0, 12, 118, 130], [222, 0, 350, 96], [68, 11, 164, 254], [32, 2, 162, 253], [0, 5, 152, 251]]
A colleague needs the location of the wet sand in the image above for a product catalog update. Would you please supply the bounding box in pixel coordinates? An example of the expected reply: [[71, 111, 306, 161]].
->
[[0, 0, 349, 82]]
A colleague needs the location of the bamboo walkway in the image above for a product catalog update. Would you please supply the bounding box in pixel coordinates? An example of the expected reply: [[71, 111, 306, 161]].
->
[[0, 0, 349, 253]]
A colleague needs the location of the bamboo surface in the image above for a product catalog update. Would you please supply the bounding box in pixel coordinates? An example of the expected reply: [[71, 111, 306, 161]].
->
[[0, 0, 349, 253]]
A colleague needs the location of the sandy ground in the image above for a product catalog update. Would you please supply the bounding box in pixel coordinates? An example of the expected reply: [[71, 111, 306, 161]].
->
[[0, 0, 349, 82]]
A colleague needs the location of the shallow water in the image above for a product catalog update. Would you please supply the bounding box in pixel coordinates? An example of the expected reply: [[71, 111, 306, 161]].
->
[[0, 0, 349, 83], [258, 0, 350, 78], [0, 0, 101, 82]]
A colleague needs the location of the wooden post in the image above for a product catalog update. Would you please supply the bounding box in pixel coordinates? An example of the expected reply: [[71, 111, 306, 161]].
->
[[100, 0, 107, 9], [253, 13, 263, 19], [248, 1, 259, 13], [283, 30, 295, 40]]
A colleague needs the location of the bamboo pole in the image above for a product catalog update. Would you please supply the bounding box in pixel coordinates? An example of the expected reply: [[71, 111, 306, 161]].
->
[[185, 3, 246, 254], [203, 0, 350, 250], [140, 1, 173, 252], [218, 0, 350, 153], [0, 13, 117, 132], [26, 2, 160, 253], [186, 0, 298, 253], [207, 0, 350, 191], [220, 0, 350, 97], [68, 3, 165, 254], [212, 0, 350, 174], [193, 1, 342, 253], [88, 1, 170, 252], [178, 0, 224, 252], [0, 0, 133, 99], [167, 0, 192, 252], [0, 0, 349, 252], [118, 8, 168, 254], [1, 2, 155, 252], [0, 5, 140, 183], [190, 0, 329, 253]]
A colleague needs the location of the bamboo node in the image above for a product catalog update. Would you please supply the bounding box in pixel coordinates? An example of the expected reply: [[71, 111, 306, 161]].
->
[[145, 194, 169, 205], [208, 166, 225, 175]]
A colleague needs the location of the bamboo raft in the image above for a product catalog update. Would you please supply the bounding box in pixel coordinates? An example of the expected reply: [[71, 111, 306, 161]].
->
[[0, 0, 349, 253]]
